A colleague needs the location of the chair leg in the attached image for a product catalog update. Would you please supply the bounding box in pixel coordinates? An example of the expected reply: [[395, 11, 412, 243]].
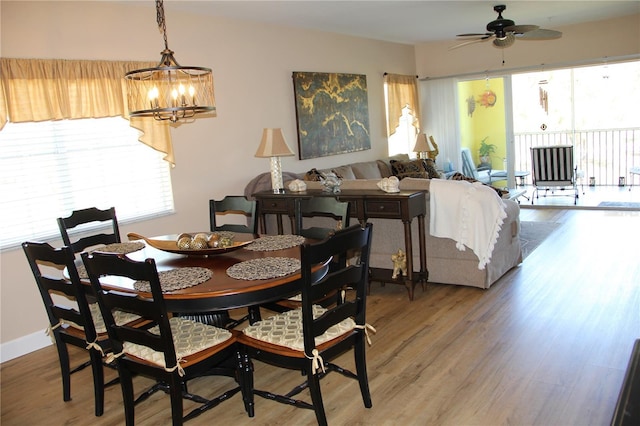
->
[[168, 375, 184, 426], [354, 337, 373, 408], [238, 349, 255, 417], [55, 340, 72, 402], [119, 367, 136, 426], [89, 349, 105, 416], [307, 365, 328, 426]]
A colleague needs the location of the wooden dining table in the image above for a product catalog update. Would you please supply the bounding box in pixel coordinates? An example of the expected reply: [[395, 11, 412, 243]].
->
[[84, 233, 328, 323]]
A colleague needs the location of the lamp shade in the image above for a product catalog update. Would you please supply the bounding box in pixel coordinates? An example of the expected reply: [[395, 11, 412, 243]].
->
[[255, 128, 295, 158], [413, 133, 439, 160], [413, 133, 429, 153]]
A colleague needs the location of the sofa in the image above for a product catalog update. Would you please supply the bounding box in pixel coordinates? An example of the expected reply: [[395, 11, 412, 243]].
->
[[245, 155, 522, 290]]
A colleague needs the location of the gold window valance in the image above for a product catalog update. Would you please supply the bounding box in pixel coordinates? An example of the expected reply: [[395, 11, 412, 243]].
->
[[0, 58, 175, 165], [385, 73, 421, 137]]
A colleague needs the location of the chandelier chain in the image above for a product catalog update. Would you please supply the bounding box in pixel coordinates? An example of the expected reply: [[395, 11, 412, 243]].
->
[[156, 0, 169, 51]]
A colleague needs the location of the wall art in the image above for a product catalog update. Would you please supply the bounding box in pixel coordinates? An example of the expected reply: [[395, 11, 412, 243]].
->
[[292, 71, 371, 160]]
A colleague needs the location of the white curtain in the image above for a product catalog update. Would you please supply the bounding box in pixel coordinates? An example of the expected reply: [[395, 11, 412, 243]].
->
[[419, 78, 459, 170]]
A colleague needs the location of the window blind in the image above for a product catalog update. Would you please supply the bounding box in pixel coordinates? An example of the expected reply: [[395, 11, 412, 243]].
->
[[0, 117, 174, 250]]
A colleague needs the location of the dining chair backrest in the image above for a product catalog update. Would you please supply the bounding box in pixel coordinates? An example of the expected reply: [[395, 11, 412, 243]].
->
[[300, 223, 372, 344], [209, 196, 258, 234], [81, 250, 245, 425], [81, 251, 176, 367], [57, 207, 120, 253], [294, 196, 350, 240], [22, 241, 107, 416]]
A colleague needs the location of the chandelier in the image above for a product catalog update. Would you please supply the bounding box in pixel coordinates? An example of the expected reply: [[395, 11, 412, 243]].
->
[[125, 0, 215, 123]]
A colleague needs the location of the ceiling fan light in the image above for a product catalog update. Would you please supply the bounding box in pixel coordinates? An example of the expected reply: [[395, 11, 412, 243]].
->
[[493, 33, 515, 48]]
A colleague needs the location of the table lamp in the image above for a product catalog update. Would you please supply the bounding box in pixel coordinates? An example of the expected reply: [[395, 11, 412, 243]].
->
[[255, 128, 295, 193], [413, 133, 439, 161]]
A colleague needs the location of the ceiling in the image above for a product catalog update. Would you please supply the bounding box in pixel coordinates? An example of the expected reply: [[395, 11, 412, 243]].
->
[[164, 1, 640, 45]]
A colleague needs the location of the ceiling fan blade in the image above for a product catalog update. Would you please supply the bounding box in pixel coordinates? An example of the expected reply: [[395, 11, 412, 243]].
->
[[449, 37, 493, 51], [518, 28, 563, 40], [505, 24, 539, 34], [456, 32, 493, 38]]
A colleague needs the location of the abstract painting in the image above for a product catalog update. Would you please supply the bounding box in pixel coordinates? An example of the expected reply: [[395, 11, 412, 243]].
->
[[292, 72, 371, 160]]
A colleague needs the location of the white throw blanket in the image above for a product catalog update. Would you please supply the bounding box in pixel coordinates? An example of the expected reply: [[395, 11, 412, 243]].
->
[[429, 179, 507, 269]]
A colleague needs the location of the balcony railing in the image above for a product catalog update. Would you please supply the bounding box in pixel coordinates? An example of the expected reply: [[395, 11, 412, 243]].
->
[[513, 128, 640, 186]]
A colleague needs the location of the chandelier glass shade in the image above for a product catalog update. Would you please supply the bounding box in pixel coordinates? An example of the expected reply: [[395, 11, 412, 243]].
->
[[125, 0, 215, 123]]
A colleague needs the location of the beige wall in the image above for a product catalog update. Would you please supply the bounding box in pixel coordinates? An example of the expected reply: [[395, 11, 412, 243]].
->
[[0, 1, 416, 359], [415, 13, 640, 78]]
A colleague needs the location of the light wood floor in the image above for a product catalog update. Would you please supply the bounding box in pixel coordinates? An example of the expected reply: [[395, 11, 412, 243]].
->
[[2, 208, 639, 425]]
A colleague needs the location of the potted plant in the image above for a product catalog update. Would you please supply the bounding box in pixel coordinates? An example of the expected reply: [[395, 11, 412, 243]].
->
[[478, 137, 496, 168]]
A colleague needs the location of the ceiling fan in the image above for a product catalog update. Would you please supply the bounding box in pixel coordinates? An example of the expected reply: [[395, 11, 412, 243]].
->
[[450, 4, 562, 50]]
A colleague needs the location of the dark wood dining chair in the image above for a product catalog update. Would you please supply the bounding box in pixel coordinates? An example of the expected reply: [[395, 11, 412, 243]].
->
[[57, 207, 120, 253], [81, 251, 250, 425], [238, 223, 374, 426], [210, 196, 258, 235], [261, 196, 352, 314], [203, 195, 259, 328], [22, 241, 117, 417], [294, 196, 350, 240]]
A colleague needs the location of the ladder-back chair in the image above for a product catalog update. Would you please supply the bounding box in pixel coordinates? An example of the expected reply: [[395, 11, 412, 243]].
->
[[294, 196, 350, 240], [210, 196, 258, 235], [22, 242, 116, 417], [239, 223, 374, 426], [81, 251, 250, 425], [57, 207, 120, 253]]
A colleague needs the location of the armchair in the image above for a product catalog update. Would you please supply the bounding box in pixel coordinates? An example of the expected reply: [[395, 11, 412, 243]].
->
[[460, 147, 504, 184]]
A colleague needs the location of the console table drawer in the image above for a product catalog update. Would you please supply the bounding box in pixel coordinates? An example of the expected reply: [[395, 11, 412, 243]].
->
[[260, 198, 289, 213], [364, 200, 402, 218]]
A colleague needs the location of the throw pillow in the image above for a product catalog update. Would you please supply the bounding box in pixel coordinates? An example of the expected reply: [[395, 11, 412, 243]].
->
[[303, 168, 347, 182], [390, 158, 440, 180], [423, 159, 440, 179], [303, 168, 324, 181], [351, 161, 383, 179], [331, 165, 357, 180]]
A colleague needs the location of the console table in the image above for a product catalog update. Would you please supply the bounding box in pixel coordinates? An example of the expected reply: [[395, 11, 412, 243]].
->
[[253, 189, 428, 300]]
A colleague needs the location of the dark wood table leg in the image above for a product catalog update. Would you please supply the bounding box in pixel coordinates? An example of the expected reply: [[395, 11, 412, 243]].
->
[[417, 214, 428, 290], [402, 219, 415, 301]]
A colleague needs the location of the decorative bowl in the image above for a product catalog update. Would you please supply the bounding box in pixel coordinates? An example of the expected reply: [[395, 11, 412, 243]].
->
[[127, 232, 253, 255]]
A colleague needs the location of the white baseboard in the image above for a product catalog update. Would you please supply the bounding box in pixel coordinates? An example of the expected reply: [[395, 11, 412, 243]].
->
[[1, 330, 52, 363]]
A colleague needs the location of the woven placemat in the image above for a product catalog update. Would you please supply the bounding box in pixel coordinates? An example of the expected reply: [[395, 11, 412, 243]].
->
[[90, 242, 145, 254], [134, 267, 212, 292], [226, 257, 300, 280], [245, 235, 305, 252]]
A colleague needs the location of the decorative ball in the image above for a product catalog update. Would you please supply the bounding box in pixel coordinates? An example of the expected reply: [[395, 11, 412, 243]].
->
[[208, 233, 220, 248], [191, 236, 209, 250], [219, 235, 234, 248], [194, 232, 209, 241], [177, 236, 191, 249]]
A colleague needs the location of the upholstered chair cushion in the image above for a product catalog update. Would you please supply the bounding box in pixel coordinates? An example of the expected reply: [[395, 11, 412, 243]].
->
[[65, 303, 142, 334], [89, 303, 142, 334], [123, 317, 232, 368], [242, 305, 355, 351]]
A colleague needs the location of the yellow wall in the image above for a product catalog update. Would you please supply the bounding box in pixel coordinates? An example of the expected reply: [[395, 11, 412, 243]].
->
[[457, 78, 506, 169]]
